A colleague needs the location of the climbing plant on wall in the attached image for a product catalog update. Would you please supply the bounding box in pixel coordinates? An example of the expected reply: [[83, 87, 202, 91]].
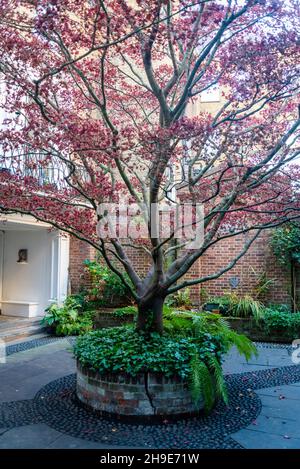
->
[[271, 223, 300, 311], [271, 224, 300, 267]]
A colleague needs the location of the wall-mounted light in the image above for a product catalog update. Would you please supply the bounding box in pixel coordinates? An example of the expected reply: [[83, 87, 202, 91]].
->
[[17, 249, 28, 263]]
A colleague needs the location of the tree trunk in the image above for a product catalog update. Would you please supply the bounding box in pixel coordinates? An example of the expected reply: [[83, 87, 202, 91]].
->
[[136, 296, 165, 334]]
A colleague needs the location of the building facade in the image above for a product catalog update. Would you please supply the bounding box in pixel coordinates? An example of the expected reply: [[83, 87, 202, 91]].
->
[[0, 212, 293, 318], [69, 230, 292, 310]]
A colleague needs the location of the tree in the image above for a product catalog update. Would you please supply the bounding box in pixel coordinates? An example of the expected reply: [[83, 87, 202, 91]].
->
[[0, 0, 299, 333]]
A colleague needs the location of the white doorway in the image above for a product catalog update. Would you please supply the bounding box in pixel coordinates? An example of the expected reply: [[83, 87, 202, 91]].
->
[[0, 215, 69, 317]]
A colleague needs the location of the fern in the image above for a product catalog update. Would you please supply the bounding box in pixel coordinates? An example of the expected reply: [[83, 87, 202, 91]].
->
[[190, 353, 228, 411], [164, 309, 258, 410], [175, 311, 258, 361], [190, 353, 215, 412], [226, 329, 258, 361], [207, 355, 228, 405]]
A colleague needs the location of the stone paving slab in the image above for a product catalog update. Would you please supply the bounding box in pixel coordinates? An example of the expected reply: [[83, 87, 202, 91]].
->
[[0, 428, 10, 435], [0, 424, 65, 449], [246, 414, 300, 437], [222, 346, 292, 375], [48, 434, 139, 449], [258, 402, 300, 421], [2, 340, 72, 365], [231, 381, 300, 448], [259, 395, 300, 410], [0, 384, 27, 403], [256, 384, 300, 400], [0, 345, 75, 402], [0, 371, 74, 402], [0, 363, 49, 382], [232, 428, 300, 449]]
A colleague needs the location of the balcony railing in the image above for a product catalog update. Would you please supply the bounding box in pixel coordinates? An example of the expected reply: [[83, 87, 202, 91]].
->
[[0, 146, 89, 190]]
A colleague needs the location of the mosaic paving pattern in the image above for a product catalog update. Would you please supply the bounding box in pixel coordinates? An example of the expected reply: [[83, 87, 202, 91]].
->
[[5, 336, 76, 356], [32, 364, 300, 449], [34, 373, 259, 448], [254, 342, 293, 354], [0, 365, 299, 448], [6, 337, 63, 356]]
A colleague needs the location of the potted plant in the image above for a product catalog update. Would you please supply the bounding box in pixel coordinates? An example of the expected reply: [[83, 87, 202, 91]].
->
[[203, 295, 231, 315]]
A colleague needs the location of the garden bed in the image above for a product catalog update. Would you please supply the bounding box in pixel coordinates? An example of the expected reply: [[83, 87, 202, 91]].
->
[[73, 319, 256, 418], [226, 317, 299, 343], [92, 308, 135, 329], [92, 310, 293, 343], [77, 361, 203, 418]]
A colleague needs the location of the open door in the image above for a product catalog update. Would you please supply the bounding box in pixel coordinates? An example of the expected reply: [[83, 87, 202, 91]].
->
[[50, 234, 69, 305]]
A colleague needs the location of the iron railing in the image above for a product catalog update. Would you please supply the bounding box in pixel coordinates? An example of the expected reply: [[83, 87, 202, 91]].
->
[[0, 146, 89, 190]]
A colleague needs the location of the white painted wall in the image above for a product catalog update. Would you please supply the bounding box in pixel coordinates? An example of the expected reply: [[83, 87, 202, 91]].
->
[[0, 228, 69, 317]]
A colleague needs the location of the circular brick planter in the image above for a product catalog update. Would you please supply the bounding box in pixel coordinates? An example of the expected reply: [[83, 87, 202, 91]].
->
[[76, 361, 204, 417]]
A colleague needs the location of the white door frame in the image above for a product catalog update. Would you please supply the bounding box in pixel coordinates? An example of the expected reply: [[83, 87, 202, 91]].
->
[[50, 233, 70, 305]]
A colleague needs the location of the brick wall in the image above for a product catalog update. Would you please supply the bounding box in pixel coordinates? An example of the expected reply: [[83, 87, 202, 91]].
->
[[77, 361, 202, 416], [69, 230, 291, 307], [201, 230, 291, 306], [69, 237, 96, 293], [93, 310, 134, 328]]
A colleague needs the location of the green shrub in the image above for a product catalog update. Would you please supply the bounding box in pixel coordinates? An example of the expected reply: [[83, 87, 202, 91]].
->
[[84, 259, 133, 306], [203, 295, 231, 315], [163, 304, 176, 315], [74, 325, 225, 411], [112, 305, 138, 318], [250, 268, 277, 301], [263, 309, 300, 337], [266, 303, 291, 313], [208, 293, 265, 321], [206, 295, 230, 305], [164, 310, 257, 360], [165, 288, 192, 309], [66, 291, 89, 310], [199, 287, 209, 305], [74, 325, 222, 378], [270, 224, 300, 266], [42, 296, 93, 336], [175, 288, 192, 308], [230, 295, 265, 321]]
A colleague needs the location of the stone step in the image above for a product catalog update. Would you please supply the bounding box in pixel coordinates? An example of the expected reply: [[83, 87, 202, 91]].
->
[[0, 324, 47, 343], [0, 317, 43, 332], [5, 332, 52, 347]]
